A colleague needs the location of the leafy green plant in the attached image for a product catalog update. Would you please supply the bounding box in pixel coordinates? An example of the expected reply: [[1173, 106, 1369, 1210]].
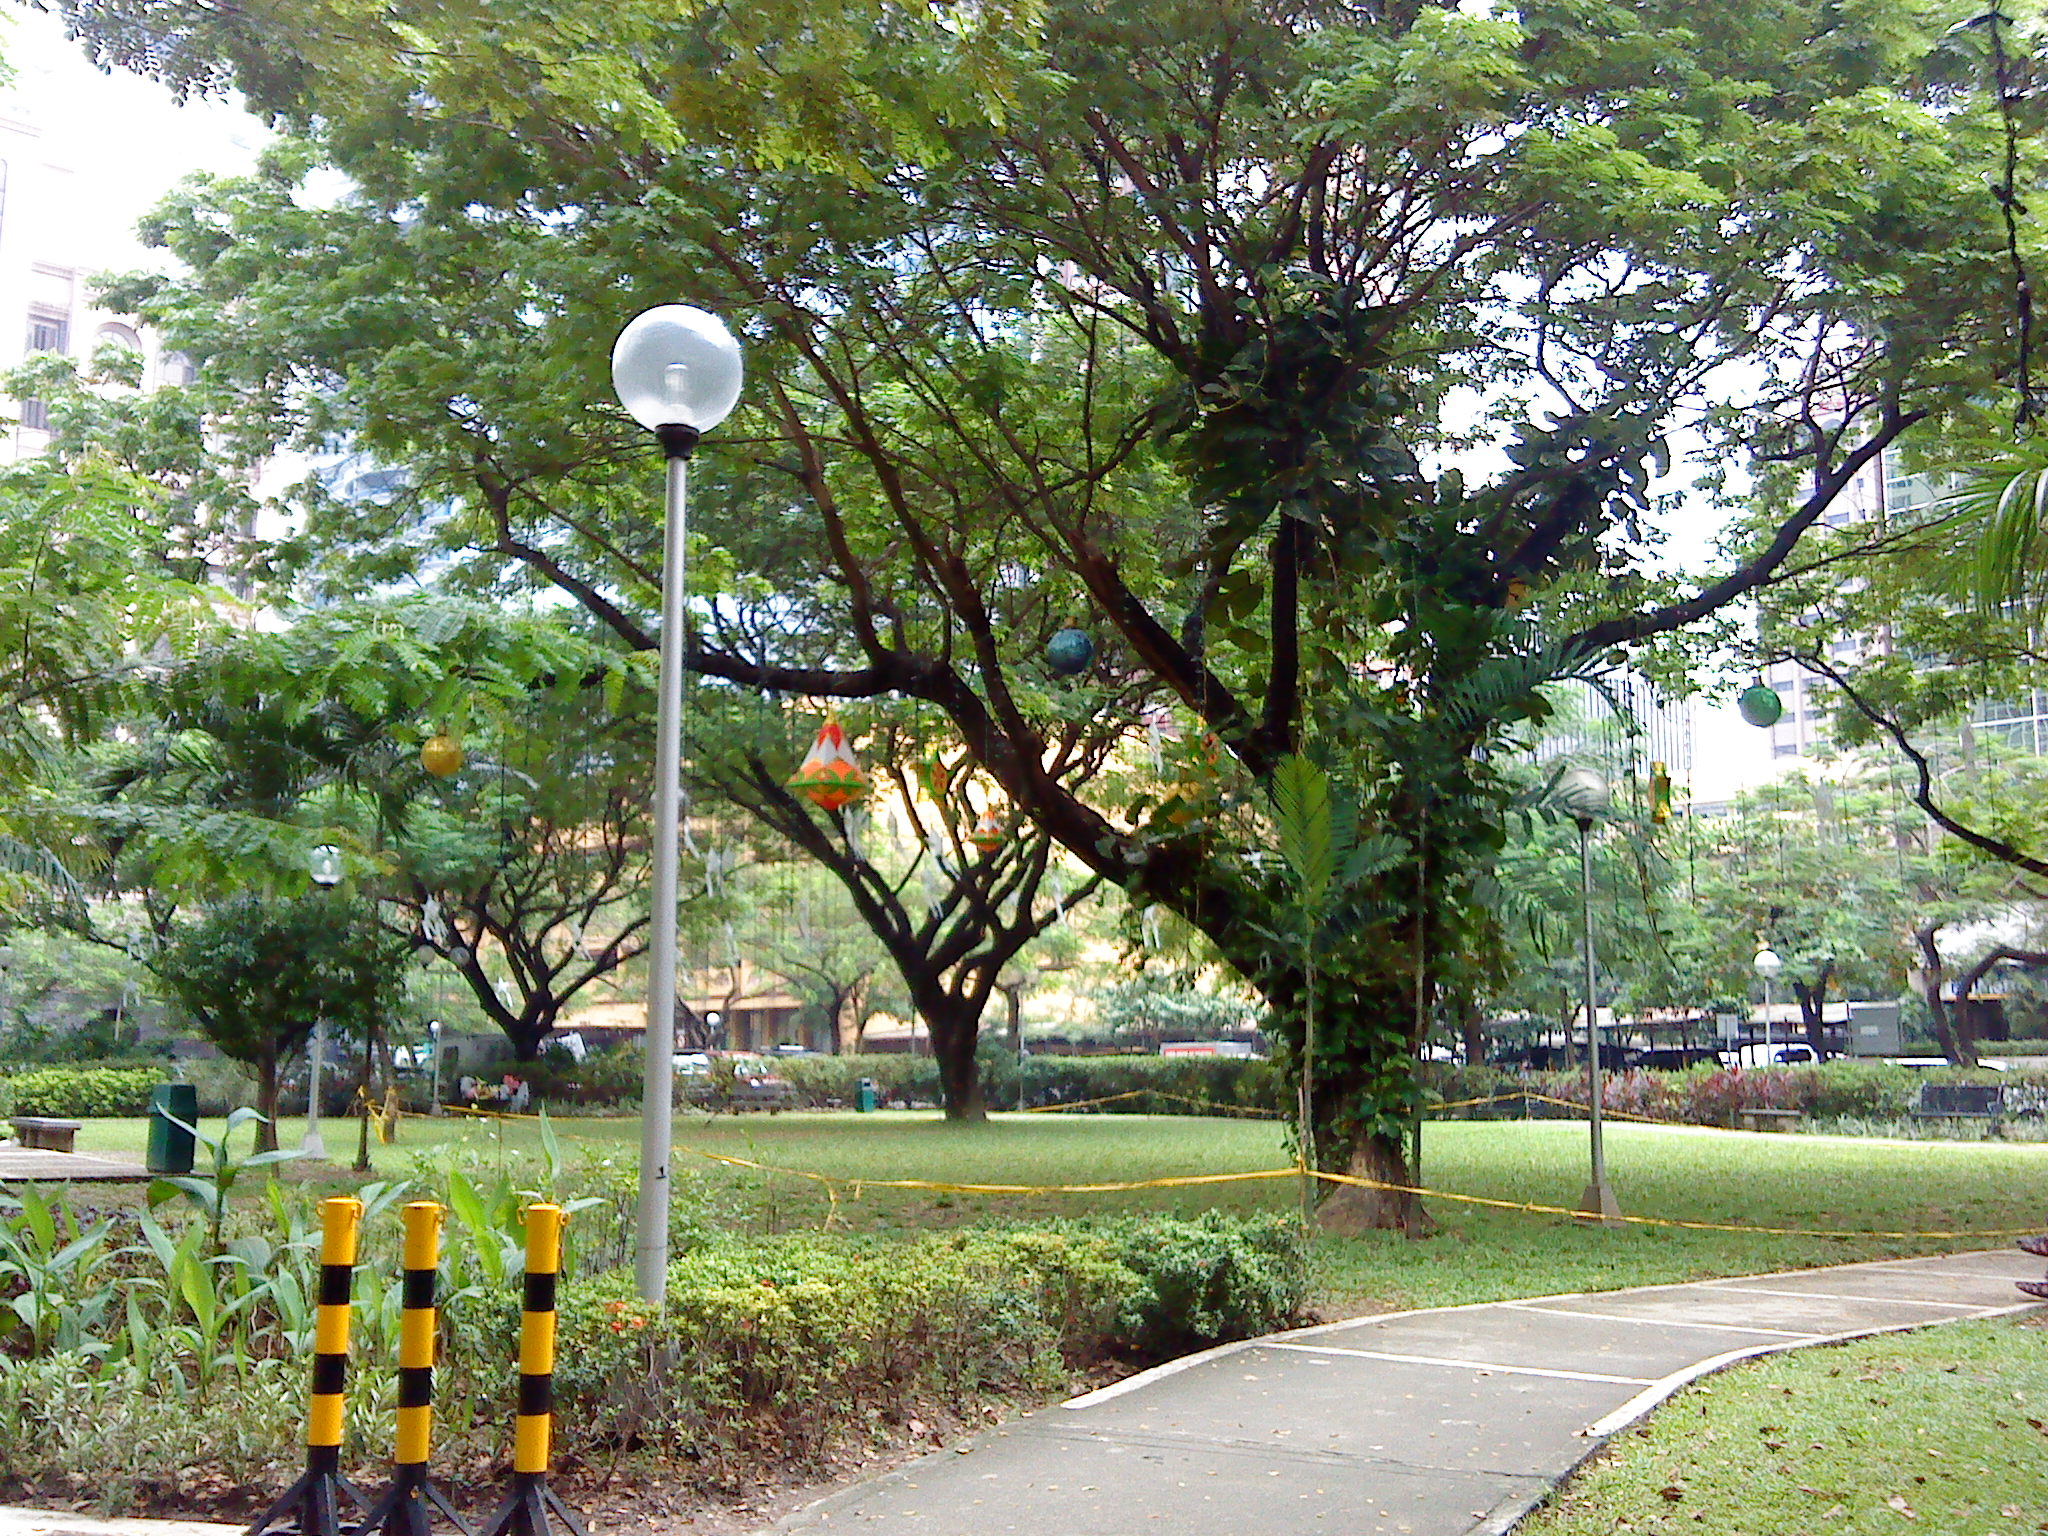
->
[[146, 1107, 304, 1255], [0, 1186, 119, 1357]]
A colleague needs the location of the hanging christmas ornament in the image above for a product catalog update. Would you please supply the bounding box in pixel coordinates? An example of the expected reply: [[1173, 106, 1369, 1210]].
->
[[1737, 683, 1785, 728], [969, 808, 1005, 853], [1046, 628, 1095, 677], [787, 716, 870, 810], [420, 731, 464, 778]]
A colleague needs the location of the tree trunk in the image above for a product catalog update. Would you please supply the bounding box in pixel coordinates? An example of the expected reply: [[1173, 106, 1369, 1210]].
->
[[1312, 1128, 1425, 1235], [254, 1043, 280, 1153], [1913, 924, 1974, 1066], [1457, 992, 1486, 1067], [934, 1037, 986, 1121], [1236, 938, 1426, 1233], [1792, 978, 1827, 1060]]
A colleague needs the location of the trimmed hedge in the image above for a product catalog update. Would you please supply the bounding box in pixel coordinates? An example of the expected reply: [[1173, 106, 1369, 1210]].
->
[[1418, 1059, 2036, 1127], [0, 1065, 167, 1118], [552, 1212, 1307, 1479], [775, 1050, 1286, 1114]]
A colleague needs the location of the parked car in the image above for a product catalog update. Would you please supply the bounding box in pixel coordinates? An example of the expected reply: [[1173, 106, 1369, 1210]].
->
[[1719, 1043, 1820, 1069]]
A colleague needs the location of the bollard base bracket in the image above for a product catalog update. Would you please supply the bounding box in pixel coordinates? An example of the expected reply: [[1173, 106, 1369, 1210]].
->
[[352, 1467, 472, 1536], [476, 1476, 587, 1536], [247, 1468, 368, 1536]]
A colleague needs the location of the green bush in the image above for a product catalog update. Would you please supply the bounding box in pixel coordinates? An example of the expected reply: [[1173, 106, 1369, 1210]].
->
[[0, 1065, 167, 1118], [773, 1051, 1286, 1116], [551, 1213, 1307, 1480], [1095, 1211, 1308, 1357], [171, 1057, 261, 1117], [476, 1043, 644, 1109], [1471, 1061, 2030, 1129]]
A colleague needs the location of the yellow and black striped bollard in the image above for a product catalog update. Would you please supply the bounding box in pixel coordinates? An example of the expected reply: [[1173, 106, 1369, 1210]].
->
[[358, 1202, 470, 1536], [249, 1196, 369, 1536], [480, 1204, 588, 1536]]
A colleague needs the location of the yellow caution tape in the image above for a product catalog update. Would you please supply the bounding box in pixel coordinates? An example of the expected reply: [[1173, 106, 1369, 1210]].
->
[[438, 1096, 2035, 1241], [1024, 1089, 1282, 1119], [673, 1146, 2034, 1240], [686, 1146, 1302, 1196], [1305, 1167, 2036, 1239]]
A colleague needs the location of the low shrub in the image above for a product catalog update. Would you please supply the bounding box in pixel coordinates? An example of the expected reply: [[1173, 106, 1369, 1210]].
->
[[173, 1057, 261, 1117], [1095, 1211, 1308, 1357], [1481, 1060, 2031, 1129], [551, 1212, 1308, 1480], [773, 1051, 1287, 1116], [475, 1043, 644, 1110], [0, 1065, 167, 1118]]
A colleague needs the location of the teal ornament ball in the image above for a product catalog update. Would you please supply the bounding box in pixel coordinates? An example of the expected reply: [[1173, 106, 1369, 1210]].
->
[[1737, 684, 1784, 728], [1046, 628, 1094, 677]]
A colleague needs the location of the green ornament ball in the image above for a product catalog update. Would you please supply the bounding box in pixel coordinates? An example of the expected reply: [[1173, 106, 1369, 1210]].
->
[[1737, 683, 1784, 728], [1046, 628, 1095, 677]]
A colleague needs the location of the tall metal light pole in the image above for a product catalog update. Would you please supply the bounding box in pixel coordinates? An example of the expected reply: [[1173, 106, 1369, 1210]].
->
[[612, 304, 744, 1305], [1754, 947, 1783, 1067], [305, 844, 344, 1158], [1554, 768, 1621, 1224]]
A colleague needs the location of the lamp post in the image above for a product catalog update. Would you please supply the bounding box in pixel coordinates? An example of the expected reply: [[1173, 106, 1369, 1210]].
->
[[305, 845, 343, 1158], [1554, 767, 1621, 1224], [426, 1018, 443, 1115], [1753, 947, 1783, 1067], [612, 303, 744, 1305]]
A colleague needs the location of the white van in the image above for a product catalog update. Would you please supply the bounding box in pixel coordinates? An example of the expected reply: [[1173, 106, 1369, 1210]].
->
[[1719, 1042, 1821, 1069]]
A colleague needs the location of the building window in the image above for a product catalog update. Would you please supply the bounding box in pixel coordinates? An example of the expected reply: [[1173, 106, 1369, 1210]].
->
[[18, 398, 47, 431], [26, 309, 69, 355]]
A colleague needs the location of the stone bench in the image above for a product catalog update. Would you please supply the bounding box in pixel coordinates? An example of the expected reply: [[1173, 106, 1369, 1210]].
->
[[1736, 1107, 1802, 1132], [10, 1116, 83, 1152]]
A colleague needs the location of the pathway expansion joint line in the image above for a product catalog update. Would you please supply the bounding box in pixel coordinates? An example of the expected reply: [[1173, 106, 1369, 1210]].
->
[[1501, 1302, 1821, 1339], [1264, 1342, 1656, 1387], [1012, 1416, 1572, 1488], [1698, 1283, 1989, 1310]]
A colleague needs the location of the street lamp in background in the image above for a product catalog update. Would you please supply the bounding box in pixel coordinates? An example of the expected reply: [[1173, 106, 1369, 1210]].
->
[[1553, 768, 1621, 1224], [612, 304, 744, 1305], [1753, 947, 1784, 1067], [305, 845, 343, 1158], [426, 1019, 444, 1115]]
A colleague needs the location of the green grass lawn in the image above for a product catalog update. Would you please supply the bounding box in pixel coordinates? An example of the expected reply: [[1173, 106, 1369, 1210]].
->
[[1523, 1316, 2048, 1536], [43, 1110, 2048, 1315]]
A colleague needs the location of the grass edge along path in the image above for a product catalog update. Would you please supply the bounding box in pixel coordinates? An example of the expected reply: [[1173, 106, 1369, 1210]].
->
[[1520, 1314, 2048, 1536]]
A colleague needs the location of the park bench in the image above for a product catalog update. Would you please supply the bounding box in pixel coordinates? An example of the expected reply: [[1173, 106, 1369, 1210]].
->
[[1736, 1107, 1801, 1132], [9, 1116, 82, 1152], [1910, 1083, 2004, 1128]]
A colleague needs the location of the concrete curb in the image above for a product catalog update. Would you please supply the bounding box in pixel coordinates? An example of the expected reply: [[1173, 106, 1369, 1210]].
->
[[0, 1509, 241, 1536]]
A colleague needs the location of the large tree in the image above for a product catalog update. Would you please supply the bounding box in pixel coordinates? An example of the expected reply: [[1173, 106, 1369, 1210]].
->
[[63, 0, 2037, 1223]]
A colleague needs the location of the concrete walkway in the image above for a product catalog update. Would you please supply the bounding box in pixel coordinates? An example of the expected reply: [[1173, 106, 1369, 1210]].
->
[[0, 1146, 150, 1182], [767, 1249, 2044, 1535]]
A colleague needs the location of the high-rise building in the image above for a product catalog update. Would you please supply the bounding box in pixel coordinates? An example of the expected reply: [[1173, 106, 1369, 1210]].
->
[[0, 11, 258, 459]]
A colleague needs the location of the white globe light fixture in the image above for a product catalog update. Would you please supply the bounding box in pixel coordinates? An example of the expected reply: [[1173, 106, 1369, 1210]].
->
[[1753, 947, 1784, 1068], [1553, 766, 1620, 1223], [611, 305, 743, 446], [1553, 765, 1612, 825], [612, 303, 744, 1306]]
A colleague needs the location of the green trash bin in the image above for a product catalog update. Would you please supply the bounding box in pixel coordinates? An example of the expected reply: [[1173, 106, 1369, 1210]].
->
[[146, 1083, 198, 1174], [855, 1078, 877, 1114]]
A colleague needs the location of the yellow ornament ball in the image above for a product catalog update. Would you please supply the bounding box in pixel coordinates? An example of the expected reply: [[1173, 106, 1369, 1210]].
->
[[420, 733, 465, 778]]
